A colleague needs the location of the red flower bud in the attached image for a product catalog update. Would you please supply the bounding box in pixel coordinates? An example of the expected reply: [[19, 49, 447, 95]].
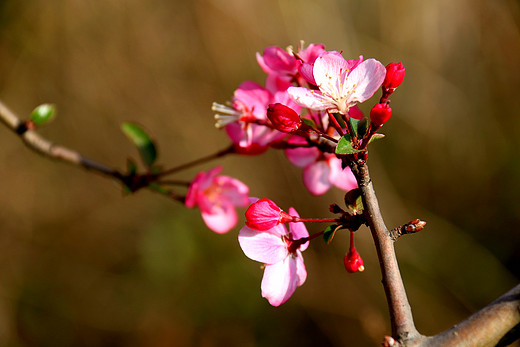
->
[[370, 103, 392, 128], [267, 103, 302, 133], [344, 248, 364, 273], [383, 62, 405, 91], [245, 198, 293, 231]]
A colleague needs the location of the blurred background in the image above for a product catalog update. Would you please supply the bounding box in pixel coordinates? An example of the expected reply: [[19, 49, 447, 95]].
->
[[0, 0, 519, 346]]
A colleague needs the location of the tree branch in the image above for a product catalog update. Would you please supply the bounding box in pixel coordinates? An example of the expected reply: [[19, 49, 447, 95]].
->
[[350, 160, 423, 344], [0, 100, 125, 180], [420, 283, 520, 347]]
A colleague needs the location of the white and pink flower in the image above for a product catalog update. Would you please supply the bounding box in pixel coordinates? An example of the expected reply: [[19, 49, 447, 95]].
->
[[239, 204, 309, 306], [185, 166, 249, 233], [288, 52, 386, 115]]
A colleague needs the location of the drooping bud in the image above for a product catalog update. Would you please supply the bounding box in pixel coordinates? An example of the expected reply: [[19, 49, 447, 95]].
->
[[344, 247, 365, 273], [370, 103, 392, 128], [267, 103, 302, 133], [245, 198, 293, 231], [383, 62, 405, 91]]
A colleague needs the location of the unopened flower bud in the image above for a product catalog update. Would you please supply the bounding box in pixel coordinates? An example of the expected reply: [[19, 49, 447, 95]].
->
[[245, 198, 293, 231], [344, 248, 364, 273], [267, 103, 302, 133], [370, 103, 392, 128], [383, 62, 405, 91]]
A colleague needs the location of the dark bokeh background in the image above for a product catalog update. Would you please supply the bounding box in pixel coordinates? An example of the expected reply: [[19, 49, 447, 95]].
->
[[0, 0, 519, 346]]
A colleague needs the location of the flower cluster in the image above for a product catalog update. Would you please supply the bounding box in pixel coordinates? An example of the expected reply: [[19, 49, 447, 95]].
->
[[209, 42, 406, 306]]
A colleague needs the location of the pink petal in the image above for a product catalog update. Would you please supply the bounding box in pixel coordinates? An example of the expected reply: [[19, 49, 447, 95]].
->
[[343, 58, 386, 104], [215, 176, 250, 207], [303, 160, 332, 195], [313, 52, 349, 96], [234, 81, 271, 120], [328, 157, 358, 192], [185, 167, 222, 208], [287, 86, 336, 111], [238, 225, 288, 264], [261, 256, 298, 306], [295, 251, 307, 285], [285, 142, 320, 168], [202, 204, 238, 234], [287, 207, 309, 251]]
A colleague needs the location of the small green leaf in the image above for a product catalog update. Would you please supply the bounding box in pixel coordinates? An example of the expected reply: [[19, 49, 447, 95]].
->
[[30, 104, 56, 125], [357, 118, 368, 138], [148, 182, 169, 194], [127, 158, 138, 176], [121, 122, 157, 167], [368, 133, 385, 144], [349, 118, 359, 135], [301, 117, 317, 129], [333, 113, 346, 128], [323, 224, 342, 244], [345, 188, 364, 214], [336, 134, 362, 154]]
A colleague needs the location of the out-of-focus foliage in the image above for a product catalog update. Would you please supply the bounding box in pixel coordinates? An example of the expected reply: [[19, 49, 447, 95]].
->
[[0, 0, 519, 346]]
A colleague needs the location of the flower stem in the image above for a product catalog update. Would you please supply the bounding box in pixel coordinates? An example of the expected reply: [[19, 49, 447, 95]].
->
[[158, 144, 234, 177]]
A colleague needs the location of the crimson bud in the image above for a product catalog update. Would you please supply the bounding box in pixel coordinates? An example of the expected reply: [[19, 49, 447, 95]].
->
[[370, 103, 392, 128], [344, 248, 364, 273], [245, 198, 294, 231], [383, 62, 405, 91], [267, 103, 302, 133]]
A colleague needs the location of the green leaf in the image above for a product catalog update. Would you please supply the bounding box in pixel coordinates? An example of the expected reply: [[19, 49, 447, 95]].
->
[[345, 188, 363, 214], [148, 182, 169, 194], [368, 133, 385, 144], [336, 134, 362, 154], [323, 224, 342, 244], [127, 158, 138, 176], [301, 117, 317, 129], [349, 118, 359, 135], [121, 122, 157, 167], [356, 118, 368, 138], [333, 113, 346, 128], [30, 104, 56, 125]]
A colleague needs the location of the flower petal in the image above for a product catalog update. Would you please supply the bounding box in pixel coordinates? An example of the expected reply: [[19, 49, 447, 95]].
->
[[201, 204, 238, 234], [215, 176, 250, 207], [303, 160, 332, 195], [238, 225, 288, 264], [261, 256, 298, 306], [287, 207, 309, 252], [328, 157, 358, 191], [313, 51, 349, 97], [343, 58, 386, 104], [287, 86, 336, 111], [295, 251, 307, 285]]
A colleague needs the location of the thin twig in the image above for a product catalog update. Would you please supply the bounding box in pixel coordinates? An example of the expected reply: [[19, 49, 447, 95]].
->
[[0, 100, 125, 180]]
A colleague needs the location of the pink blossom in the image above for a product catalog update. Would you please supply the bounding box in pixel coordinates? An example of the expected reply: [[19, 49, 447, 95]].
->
[[185, 166, 249, 233], [239, 206, 309, 306], [285, 137, 358, 195], [288, 52, 386, 115], [213, 81, 300, 155]]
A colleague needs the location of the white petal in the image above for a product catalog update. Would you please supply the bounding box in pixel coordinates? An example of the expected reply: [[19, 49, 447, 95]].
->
[[288, 87, 336, 111], [261, 256, 298, 306], [343, 59, 386, 104]]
